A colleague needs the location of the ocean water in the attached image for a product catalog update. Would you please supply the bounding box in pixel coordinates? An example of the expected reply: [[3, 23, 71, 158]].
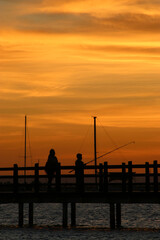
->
[[0, 203, 160, 239]]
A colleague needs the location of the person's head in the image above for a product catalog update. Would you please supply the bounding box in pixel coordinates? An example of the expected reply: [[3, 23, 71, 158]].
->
[[50, 149, 55, 156], [76, 153, 82, 160]]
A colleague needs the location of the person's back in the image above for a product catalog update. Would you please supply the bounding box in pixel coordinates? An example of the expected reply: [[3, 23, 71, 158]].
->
[[45, 149, 58, 189], [75, 158, 83, 168], [75, 153, 84, 174], [47, 154, 58, 171]]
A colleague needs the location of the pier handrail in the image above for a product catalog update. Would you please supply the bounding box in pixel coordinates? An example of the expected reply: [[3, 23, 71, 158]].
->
[[0, 160, 159, 194]]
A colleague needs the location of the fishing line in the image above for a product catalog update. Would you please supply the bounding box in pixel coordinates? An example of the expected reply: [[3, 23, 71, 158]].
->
[[97, 118, 128, 162], [78, 119, 92, 153]]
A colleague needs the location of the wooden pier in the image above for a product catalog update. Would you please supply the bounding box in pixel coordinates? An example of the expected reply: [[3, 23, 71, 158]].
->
[[0, 160, 160, 228]]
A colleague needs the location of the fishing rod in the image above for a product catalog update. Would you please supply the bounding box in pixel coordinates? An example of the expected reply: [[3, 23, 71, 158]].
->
[[84, 141, 135, 165], [69, 141, 135, 173]]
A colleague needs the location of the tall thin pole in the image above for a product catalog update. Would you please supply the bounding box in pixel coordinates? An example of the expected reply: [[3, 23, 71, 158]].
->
[[24, 115, 27, 183], [93, 116, 97, 183]]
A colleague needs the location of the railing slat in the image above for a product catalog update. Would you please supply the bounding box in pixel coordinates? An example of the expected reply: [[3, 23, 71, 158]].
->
[[34, 163, 39, 193], [128, 161, 133, 193], [104, 162, 108, 193], [99, 163, 103, 192], [153, 160, 158, 193], [145, 162, 150, 192], [0, 162, 159, 194], [56, 163, 61, 192], [13, 164, 18, 194], [122, 163, 126, 193]]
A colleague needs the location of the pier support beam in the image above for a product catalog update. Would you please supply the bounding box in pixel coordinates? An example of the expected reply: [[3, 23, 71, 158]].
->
[[29, 203, 33, 227], [71, 203, 76, 227], [63, 203, 68, 228], [110, 203, 115, 229], [18, 203, 24, 227], [116, 203, 121, 228]]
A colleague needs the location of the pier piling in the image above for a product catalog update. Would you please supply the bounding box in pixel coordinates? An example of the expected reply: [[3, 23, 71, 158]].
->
[[110, 203, 115, 229], [116, 203, 121, 228], [71, 203, 76, 227], [29, 203, 33, 227], [63, 203, 68, 228], [18, 203, 24, 227]]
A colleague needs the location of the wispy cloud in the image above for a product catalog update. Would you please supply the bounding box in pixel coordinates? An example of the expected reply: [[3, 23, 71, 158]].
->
[[0, 44, 28, 60], [130, 0, 160, 5], [17, 12, 160, 35], [78, 44, 160, 55], [0, 0, 42, 4], [1, 0, 160, 35], [1, 0, 160, 165]]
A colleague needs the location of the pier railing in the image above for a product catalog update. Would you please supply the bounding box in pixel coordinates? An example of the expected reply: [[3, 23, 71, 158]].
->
[[0, 160, 159, 194]]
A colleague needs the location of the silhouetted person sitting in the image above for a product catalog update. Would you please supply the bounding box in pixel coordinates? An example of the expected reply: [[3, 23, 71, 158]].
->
[[45, 149, 58, 189], [75, 153, 84, 192]]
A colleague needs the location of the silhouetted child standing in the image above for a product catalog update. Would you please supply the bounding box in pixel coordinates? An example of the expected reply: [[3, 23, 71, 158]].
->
[[45, 149, 58, 189]]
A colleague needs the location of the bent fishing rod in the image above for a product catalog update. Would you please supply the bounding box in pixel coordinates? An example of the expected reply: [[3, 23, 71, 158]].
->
[[69, 141, 135, 173]]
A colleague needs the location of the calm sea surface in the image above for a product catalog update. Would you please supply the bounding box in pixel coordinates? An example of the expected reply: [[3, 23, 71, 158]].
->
[[0, 203, 160, 239]]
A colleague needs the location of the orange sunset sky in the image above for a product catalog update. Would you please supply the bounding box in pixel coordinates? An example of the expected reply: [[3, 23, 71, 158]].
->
[[0, 0, 160, 167]]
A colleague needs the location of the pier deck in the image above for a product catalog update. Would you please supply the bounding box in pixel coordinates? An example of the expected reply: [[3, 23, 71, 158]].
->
[[0, 160, 160, 228]]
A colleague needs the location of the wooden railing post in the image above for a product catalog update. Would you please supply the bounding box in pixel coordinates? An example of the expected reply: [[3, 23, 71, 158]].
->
[[104, 162, 108, 193], [34, 163, 39, 193], [99, 163, 103, 192], [56, 163, 61, 192], [145, 162, 150, 192], [153, 160, 158, 193], [128, 161, 133, 193], [13, 164, 18, 194], [122, 163, 126, 193]]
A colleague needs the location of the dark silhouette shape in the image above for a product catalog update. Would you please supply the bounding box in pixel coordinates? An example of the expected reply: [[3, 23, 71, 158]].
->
[[75, 153, 84, 192], [45, 149, 58, 189]]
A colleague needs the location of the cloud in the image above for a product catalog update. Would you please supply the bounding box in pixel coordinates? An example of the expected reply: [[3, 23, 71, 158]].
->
[[108, 13, 160, 33], [1, 0, 160, 35], [132, 0, 160, 5], [0, 0, 42, 3], [79, 44, 160, 55], [43, 0, 83, 6], [18, 12, 160, 35], [0, 82, 159, 115], [19, 12, 96, 34], [0, 45, 27, 60]]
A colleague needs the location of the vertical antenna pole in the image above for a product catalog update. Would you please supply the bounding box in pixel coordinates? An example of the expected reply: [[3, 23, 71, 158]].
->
[[93, 116, 97, 184], [24, 115, 27, 183]]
